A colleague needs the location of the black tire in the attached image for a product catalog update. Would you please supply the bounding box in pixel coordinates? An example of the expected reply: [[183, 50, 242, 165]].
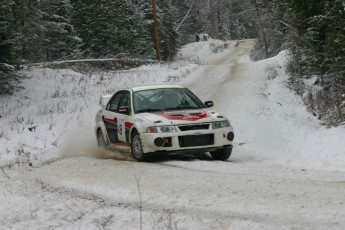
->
[[131, 131, 147, 162], [97, 129, 107, 149], [210, 147, 232, 161]]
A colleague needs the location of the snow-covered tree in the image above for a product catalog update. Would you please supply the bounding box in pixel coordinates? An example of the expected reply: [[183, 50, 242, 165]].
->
[[174, 0, 207, 44], [157, 0, 179, 60], [71, 0, 150, 58], [286, 0, 345, 125], [1, 0, 80, 63], [39, 0, 81, 61], [0, 0, 22, 95], [136, 0, 180, 60], [0, 0, 15, 64], [11, 0, 45, 62]]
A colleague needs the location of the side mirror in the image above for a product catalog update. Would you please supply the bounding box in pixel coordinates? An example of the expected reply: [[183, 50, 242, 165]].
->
[[118, 106, 130, 115], [205, 101, 214, 108]]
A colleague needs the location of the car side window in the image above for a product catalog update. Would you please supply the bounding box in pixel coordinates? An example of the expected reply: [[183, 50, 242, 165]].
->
[[106, 91, 124, 112], [118, 91, 131, 113]]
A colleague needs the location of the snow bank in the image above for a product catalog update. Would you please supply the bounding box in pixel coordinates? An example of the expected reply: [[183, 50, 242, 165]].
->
[[176, 39, 238, 64], [262, 51, 345, 170], [0, 63, 196, 167]]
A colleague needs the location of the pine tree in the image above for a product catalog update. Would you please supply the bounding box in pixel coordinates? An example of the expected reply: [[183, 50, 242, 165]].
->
[[0, 0, 21, 95], [2, 0, 80, 63], [0, 0, 15, 64], [12, 0, 47, 62], [71, 0, 150, 58], [135, 0, 156, 58], [287, 0, 345, 124], [39, 0, 81, 61], [157, 0, 179, 60], [322, 0, 345, 85]]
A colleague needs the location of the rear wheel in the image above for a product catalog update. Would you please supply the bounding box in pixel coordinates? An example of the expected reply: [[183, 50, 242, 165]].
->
[[210, 147, 232, 161], [97, 129, 106, 149], [131, 131, 147, 162]]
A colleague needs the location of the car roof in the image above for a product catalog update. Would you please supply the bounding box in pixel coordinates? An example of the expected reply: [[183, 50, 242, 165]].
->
[[131, 85, 185, 92]]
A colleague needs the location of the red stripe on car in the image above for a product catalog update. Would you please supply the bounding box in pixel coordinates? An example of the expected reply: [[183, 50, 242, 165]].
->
[[125, 122, 134, 129], [104, 119, 133, 129], [104, 118, 117, 124]]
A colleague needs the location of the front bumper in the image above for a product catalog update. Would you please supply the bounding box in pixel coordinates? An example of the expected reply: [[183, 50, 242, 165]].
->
[[140, 127, 234, 154]]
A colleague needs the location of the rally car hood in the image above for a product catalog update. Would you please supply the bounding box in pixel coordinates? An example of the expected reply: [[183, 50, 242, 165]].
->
[[136, 109, 221, 126]]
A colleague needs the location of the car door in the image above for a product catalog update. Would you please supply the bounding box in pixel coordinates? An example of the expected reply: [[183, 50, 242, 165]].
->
[[117, 91, 131, 143], [103, 91, 125, 144]]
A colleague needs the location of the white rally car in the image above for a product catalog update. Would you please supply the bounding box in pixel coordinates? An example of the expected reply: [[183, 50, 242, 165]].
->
[[95, 85, 234, 161]]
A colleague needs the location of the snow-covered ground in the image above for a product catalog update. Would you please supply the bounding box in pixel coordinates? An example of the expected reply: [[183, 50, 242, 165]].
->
[[0, 39, 345, 229], [181, 39, 345, 171]]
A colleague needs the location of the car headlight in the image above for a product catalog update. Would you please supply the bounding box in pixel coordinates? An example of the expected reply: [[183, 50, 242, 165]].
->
[[146, 126, 176, 133], [212, 120, 230, 129]]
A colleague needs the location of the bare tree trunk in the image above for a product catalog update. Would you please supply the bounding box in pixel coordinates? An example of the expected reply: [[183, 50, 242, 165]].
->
[[209, 0, 219, 39], [252, 0, 268, 58], [175, 0, 196, 32], [152, 0, 160, 61]]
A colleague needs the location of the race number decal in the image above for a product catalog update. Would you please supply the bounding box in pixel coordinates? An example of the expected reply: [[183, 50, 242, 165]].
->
[[117, 116, 126, 142]]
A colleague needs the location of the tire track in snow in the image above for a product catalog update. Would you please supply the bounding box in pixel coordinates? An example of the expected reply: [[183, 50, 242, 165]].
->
[[181, 39, 256, 113], [14, 157, 345, 229]]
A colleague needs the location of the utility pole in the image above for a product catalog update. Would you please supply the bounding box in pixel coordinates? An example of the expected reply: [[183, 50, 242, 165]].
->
[[152, 0, 160, 61]]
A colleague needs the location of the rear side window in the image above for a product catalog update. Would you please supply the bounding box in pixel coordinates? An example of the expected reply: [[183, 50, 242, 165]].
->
[[118, 91, 131, 113], [106, 91, 124, 112]]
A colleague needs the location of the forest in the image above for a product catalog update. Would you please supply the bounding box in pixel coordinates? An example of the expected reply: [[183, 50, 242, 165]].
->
[[1, 0, 345, 125]]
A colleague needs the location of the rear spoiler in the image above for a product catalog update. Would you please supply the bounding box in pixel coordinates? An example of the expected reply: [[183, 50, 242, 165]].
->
[[99, 95, 112, 109]]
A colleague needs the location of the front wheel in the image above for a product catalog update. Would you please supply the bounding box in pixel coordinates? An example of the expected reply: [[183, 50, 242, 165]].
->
[[97, 129, 107, 149], [131, 131, 147, 162], [210, 147, 232, 161]]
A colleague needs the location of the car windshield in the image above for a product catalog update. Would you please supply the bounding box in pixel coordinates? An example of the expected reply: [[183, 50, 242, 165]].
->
[[133, 88, 206, 114]]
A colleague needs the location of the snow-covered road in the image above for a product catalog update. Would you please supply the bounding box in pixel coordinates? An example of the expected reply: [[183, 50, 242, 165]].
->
[[1, 40, 345, 229], [2, 154, 345, 229]]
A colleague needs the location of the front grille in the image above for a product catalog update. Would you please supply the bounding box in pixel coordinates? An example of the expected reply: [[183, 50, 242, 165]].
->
[[178, 134, 214, 147], [178, 124, 209, 131]]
